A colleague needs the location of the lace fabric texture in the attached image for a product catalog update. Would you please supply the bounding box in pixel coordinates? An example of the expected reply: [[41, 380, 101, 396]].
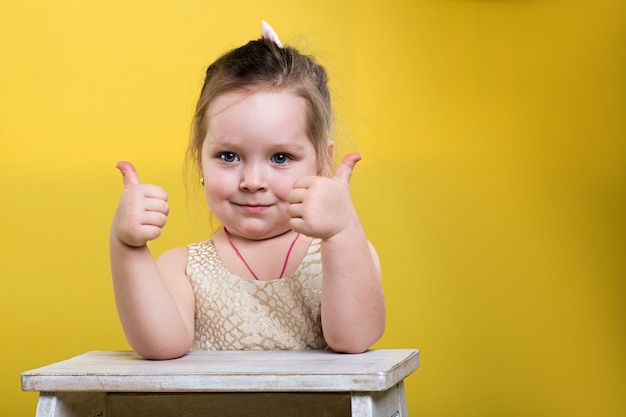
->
[[186, 239, 327, 350]]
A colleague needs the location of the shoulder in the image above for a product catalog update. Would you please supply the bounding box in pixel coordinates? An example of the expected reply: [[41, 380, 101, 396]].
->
[[156, 246, 189, 273]]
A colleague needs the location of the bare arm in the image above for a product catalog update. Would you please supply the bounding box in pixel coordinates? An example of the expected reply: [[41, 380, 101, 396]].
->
[[320, 224, 384, 353], [288, 154, 386, 353], [110, 162, 195, 360]]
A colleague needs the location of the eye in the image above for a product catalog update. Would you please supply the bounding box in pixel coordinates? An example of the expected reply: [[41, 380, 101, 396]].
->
[[271, 153, 291, 165], [219, 152, 239, 163]]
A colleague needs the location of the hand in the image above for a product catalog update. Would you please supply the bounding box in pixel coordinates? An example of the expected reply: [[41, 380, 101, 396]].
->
[[111, 162, 170, 247], [287, 153, 361, 240]]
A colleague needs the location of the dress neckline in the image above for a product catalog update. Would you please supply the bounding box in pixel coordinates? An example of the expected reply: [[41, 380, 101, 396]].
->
[[206, 238, 320, 283]]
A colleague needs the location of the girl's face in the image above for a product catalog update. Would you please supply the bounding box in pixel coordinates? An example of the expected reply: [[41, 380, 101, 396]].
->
[[201, 89, 319, 240]]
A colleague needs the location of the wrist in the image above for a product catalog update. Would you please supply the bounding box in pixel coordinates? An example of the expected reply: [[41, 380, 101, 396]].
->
[[110, 230, 148, 250], [321, 216, 364, 243]]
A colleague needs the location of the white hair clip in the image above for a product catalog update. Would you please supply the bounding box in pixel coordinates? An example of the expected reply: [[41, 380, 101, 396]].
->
[[262, 20, 283, 48]]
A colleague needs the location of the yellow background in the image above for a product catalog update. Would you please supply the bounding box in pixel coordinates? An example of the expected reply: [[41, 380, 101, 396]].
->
[[2, 0, 625, 415]]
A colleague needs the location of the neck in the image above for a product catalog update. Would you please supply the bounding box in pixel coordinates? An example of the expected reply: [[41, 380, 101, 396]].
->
[[223, 227, 301, 281]]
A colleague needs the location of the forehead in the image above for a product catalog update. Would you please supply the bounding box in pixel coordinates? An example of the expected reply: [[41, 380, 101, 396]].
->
[[204, 89, 311, 147], [208, 88, 306, 120]]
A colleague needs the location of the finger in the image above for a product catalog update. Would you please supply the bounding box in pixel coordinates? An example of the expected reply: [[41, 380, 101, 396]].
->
[[287, 203, 303, 219], [333, 153, 362, 183], [142, 185, 169, 201], [286, 188, 307, 204], [289, 217, 308, 235], [291, 175, 315, 190], [116, 161, 141, 187], [138, 225, 164, 242], [144, 198, 170, 216], [141, 211, 168, 228]]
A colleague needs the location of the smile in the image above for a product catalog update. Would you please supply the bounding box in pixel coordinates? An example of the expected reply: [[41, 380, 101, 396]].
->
[[234, 203, 272, 213]]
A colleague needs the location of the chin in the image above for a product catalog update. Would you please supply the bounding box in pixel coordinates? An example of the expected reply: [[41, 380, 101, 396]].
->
[[231, 223, 291, 240]]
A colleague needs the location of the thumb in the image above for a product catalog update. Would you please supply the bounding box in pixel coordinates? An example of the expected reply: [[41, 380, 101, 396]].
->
[[333, 153, 362, 183], [116, 161, 141, 187]]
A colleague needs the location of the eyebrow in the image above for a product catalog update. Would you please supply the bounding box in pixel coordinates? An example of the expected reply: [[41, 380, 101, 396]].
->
[[206, 137, 308, 152], [204, 137, 239, 148]]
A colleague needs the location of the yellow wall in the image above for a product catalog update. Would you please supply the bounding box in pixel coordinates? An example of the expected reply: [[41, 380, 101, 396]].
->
[[2, 0, 624, 415]]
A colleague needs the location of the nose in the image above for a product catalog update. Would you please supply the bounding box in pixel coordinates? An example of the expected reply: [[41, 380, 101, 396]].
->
[[239, 162, 268, 192]]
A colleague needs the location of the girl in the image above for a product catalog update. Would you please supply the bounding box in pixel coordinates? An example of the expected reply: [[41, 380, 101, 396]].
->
[[110, 22, 385, 360]]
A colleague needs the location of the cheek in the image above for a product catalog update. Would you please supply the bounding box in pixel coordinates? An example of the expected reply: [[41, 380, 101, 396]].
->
[[273, 175, 299, 198], [203, 173, 234, 205]]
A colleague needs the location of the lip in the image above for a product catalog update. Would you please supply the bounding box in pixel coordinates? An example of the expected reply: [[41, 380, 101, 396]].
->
[[234, 203, 272, 214]]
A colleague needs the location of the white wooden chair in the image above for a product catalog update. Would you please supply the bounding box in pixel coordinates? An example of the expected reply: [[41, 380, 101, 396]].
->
[[22, 349, 419, 417]]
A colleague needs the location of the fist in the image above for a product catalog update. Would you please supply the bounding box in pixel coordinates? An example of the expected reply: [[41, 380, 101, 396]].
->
[[111, 161, 170, 247], [287, 153, 361, 240]]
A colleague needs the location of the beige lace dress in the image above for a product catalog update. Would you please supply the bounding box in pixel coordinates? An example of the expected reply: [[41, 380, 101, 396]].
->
[[186, 238, 328, 350]]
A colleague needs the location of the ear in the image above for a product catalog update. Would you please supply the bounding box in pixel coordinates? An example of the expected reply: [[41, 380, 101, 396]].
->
[[327, 140, 335, 160], [196, 160, 204, 184], [318, 140, 335, 177], [326, 140, 336, 176]]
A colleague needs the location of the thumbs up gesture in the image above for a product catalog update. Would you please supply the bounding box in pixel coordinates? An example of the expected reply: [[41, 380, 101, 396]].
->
[[287, 153, 361, 240], [111, 162, 170, 247]]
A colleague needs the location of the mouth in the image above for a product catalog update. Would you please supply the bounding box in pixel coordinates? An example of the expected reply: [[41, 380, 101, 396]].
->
[[234, 203, 272, 213]]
